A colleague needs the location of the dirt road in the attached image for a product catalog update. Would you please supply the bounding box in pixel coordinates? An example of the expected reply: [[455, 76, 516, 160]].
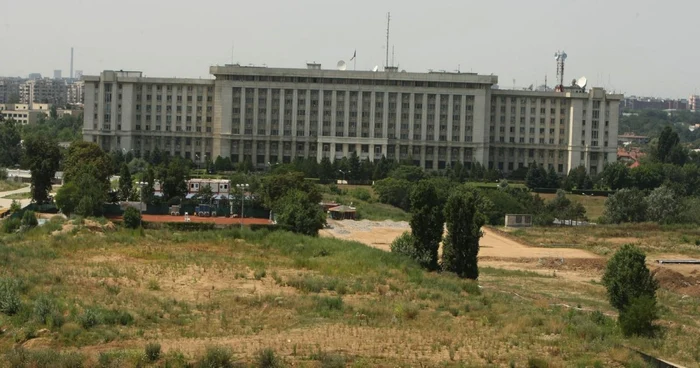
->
[[480, 228, 599, 259], [321, 219, 599, 260]]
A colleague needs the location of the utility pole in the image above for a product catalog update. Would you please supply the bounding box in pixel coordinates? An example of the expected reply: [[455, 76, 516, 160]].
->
[[236, 183, 249, 228]]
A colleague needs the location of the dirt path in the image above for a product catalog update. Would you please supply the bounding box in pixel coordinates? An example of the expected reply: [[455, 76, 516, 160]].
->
[[321, 220, 599, 260], [321, 220, 604, 282], [480, 228, 599, 259]]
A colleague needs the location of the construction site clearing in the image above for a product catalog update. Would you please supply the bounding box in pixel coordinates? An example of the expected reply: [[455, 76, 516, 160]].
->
[[320, 219, 700, 297]]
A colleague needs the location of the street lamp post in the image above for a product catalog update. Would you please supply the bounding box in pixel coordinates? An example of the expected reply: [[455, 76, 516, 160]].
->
[[135, 181, 145, 228], [236, 183, 249, 228]]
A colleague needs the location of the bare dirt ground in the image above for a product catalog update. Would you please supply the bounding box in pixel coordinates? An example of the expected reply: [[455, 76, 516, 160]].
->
[[321, 220, 610, 283], [322, 220, 598, 258], [322, 220, 700, 293]]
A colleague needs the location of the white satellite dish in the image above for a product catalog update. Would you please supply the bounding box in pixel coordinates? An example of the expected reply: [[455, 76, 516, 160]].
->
[[372, 65, 379, 72], [576, 76, 588, 89], [337, 60, 347, 71]]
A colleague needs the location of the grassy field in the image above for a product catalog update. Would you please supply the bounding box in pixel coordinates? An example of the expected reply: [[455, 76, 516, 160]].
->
[[2, 192, 31, 200], [0, 219, 699, 367], [538, 193, 608, 221], [502, 222, 700, 258], [0, 181, 26, 193]]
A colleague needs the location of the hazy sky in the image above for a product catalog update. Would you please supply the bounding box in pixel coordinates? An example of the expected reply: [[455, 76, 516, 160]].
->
[[2, 0, 697, 98]]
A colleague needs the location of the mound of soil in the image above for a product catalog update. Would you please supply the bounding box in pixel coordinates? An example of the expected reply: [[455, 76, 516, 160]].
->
[[480, 256, 606, 272], [537, 257, 607, 272], [51, 219, 116, 236], [653, 268, 700, 297]]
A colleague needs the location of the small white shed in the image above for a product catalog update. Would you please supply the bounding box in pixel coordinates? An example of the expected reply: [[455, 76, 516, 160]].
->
[[504, 214, 533, 228]]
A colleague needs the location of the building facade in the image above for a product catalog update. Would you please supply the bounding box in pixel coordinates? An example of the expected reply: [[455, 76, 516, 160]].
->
[[66, 81, 85, 105], [19, 78, 67, 105], [0, 79, 22, 104], [0, 104, 49, 125], [83, 65, 622, 175]]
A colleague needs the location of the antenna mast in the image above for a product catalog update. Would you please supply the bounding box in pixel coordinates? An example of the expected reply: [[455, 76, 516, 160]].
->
[[385, 12, 391, 68], [554, 50, 567, 92]]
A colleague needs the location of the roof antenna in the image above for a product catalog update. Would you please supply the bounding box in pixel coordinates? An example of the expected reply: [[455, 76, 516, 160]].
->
[[385, 12, 391, 69]]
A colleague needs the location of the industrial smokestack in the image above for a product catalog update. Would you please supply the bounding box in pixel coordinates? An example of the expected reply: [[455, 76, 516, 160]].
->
[[70, 47, 74, 82]]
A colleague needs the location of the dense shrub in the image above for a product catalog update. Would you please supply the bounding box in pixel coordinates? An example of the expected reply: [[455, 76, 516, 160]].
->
[[373, 178, 413, 211], [2, 217, 21, 233], [390, 231, 415, 256], [645, 185, 683, 224], [102, 309, 134, 326], [0, 278, 21, 315], [196, 346, 234, 368], [254, 348, 285, 368], [122, 206, 141, 229], [272, 189, 326, 236], [145, 342, 161, 362], [0, 167, 7, 180], [328, 184, 344, 195], [78, 308, 100, 329], [350, 188, 372, 201], [33, 295, 57, 324], [602, 244, 659, 336], [602, 244, 658, 311], [618, 295, 658, 337], [21, 210, 38, 228], [602, 188, 647, 224], [316, 352, 346, 368]]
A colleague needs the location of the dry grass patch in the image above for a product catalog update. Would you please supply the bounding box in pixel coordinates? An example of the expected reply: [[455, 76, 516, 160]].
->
[[0, 225, 699, 366], [538, 192, 608, 220]]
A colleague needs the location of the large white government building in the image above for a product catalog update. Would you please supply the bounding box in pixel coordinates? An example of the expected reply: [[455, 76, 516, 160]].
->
[[83, 64, 621, 175]]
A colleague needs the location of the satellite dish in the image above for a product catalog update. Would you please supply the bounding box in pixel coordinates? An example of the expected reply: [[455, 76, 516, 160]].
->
[[372, 65, 379, 72], [576, 76, 588, 89], [337, 60, 347, 71]]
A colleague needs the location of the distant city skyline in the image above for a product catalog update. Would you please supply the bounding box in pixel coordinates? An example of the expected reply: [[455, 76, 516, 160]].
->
[[2, 0, 700, 99]]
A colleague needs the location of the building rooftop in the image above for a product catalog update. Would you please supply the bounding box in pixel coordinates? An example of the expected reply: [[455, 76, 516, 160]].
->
[[210, 64, 499, 86]]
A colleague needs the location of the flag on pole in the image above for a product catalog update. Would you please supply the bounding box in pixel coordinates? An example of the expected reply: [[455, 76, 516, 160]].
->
[[350, 50, 356, 61]]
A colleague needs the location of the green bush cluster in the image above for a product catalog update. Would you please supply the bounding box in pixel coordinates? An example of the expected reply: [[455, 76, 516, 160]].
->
[[21, 210, 38, 228], [602, 244, 659, 337], [196, 346, 235, 368], [3, 217, 21, 233], [254, 348, 285, 368], [0, 277, 21, 315], [122, 206, 141, 229], [145, 342, 161, 362]]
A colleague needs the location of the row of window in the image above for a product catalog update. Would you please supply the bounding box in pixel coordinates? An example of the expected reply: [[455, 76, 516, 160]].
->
[[219, 74, 489, 90], [104, 83, 213, 94]]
